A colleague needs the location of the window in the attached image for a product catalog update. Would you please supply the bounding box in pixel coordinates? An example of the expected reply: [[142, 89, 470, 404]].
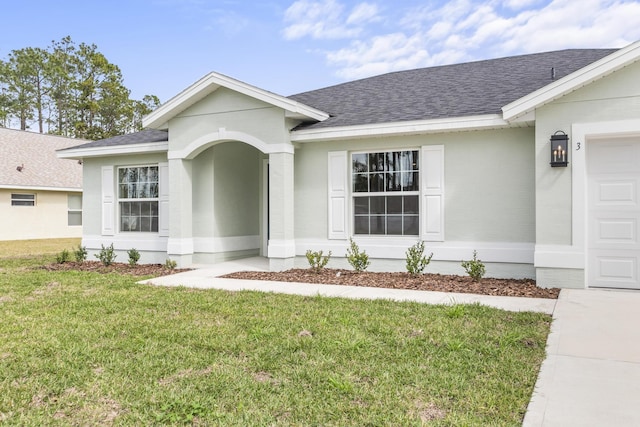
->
[[11, 193, 35, 207], [118, 166, 158, 232], [68, 194, 82, 226], [352, 150, 419, 235]]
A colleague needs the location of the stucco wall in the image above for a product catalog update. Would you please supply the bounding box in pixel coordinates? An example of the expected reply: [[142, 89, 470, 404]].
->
[[294, 127, 535, 244], [535, 60, 640, 246], [192, 142, 261, 238], [0, 188, 82, 240], [168, 88, 290, 154]]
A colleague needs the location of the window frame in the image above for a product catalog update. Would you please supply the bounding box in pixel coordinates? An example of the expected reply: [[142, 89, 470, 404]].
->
[[350, 149, 420, 237], [117, 165, 159, 233], [11, 193, 36, 207], [67, 193, 82, 226]]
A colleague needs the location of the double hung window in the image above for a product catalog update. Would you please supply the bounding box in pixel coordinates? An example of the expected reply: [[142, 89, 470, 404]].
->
[[118, 166, 159, 232], [352, 150, 419, 235]]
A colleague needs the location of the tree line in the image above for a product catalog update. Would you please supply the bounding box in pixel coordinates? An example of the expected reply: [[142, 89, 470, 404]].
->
[[0, 36, 160, 140]]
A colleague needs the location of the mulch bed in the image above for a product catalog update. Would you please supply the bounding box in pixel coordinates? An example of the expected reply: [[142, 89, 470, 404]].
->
[[223, 268, 560, 299], [42, 261, 189, 276], [43, 262, 560, 299]]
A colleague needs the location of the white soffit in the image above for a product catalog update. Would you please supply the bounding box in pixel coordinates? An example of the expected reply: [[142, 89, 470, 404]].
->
[[503, 40, 640, 121], [143, 72, 329, 129], [291, 114, 511, 142]]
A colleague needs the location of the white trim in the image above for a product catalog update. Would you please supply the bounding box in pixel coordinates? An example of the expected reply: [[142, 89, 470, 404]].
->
[[534, 245, 584, 269], [268, 239, 296, 258], [143, 71, 329, 129], [328, 151, 349, 240], [503, 41, 640, 121], [572, 119, 640, 251], [57, 141, 168, 159], [168, 128, 293, 159], [291, 114, 510, 142], [262, 159, 269, 256], [167, 237, 194, 255], [82, 234, 168, 252], [193, 235, 261, 253], [296, 238, 534, 264], [0, 185, 81, 192]]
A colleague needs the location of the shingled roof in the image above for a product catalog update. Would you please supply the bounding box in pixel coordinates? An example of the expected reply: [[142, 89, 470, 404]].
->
[[63, 48, 618, 149], [288, 48, 617, 130], [0, 128, 83, 190]]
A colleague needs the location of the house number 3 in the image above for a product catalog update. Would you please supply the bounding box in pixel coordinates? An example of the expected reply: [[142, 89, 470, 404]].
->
[[576, 142, 581, 150]]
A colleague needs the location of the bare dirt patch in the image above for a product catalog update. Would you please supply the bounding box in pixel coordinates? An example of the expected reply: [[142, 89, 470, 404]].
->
[[223, 268, 560, 299]]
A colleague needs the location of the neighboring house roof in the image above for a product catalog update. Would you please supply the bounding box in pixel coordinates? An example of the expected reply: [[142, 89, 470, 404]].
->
[[0, 128, 83, 191], [288, 49, 617, 130]]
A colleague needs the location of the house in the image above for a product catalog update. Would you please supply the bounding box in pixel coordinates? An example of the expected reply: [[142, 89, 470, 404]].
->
[[58, 40, 640, 289], [0, 128, 83, 241]]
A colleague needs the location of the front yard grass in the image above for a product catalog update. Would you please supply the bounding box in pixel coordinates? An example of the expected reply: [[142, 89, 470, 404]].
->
[[0, 253, 551, 426]]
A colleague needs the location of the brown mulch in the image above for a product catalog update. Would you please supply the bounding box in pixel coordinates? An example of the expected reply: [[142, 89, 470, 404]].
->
[[42, 261, 190, 277], [222, 268, 560, 299], [43, 262, 560, 299]]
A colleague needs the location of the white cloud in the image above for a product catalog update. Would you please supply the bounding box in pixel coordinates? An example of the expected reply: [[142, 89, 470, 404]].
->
[[283, 0, 640, 81], [283, 0, 380, 40]]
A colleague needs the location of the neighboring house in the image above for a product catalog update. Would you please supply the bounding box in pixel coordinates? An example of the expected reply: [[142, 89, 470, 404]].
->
[[0, 128, 83, 241], [59, 41, 640, 289]]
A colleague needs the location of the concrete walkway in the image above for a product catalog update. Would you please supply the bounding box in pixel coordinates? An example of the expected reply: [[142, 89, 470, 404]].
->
[[141, 258, 640, 426], [523, 288, 640, 426]]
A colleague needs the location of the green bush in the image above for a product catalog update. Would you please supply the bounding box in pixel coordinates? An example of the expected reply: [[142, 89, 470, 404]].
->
[[461, 250, 486, 281], [164, 258, 177, 270], [306, 249, 331, 273], [405, 241, 433, 276], [74, 245, 88, 262], [346, 238, 370, 272], [55, 249, 71, 264], [95, 243, 117, 266], [127, 248, 141, 266]]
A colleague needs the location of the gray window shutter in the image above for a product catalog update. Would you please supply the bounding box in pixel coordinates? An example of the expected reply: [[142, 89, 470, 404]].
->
[[421, 145, 445, 241], [101, 166, 115, 236], [158, 162, 169, 237], [328, 151, 348, 239]]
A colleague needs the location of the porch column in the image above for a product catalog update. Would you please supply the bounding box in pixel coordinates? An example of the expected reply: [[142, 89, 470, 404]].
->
[[167, 158, 194, 267], [268, 152, 295, 271]]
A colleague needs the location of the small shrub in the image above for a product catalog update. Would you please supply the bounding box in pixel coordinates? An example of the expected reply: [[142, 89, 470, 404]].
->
[[405, 241, 433, 276], [346, 238, 370, 272], [306, 250, 331, 273], [95, 243, 117, 266], [127, 248, 140, 266], [164, 258, 177, 270], [55, 249, 71, 264], [74, 245, 88, 263], [461, 250, 486, 281]]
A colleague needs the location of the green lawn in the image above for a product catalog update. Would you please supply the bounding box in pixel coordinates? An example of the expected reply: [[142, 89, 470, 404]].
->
[[0, 243, 550, 426]]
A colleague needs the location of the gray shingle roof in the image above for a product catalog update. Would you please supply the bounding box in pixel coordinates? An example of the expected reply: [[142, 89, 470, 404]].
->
[[61, 128, 168, 150], [288, 49, 618, 130], [0, 128, 83, 190]]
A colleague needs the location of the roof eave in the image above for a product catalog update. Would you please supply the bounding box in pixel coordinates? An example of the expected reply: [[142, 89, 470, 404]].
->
[[57, 141, 169, 159], [143, 72, 329, 130], [0, 184, 82, 192], [503, 40, 640, 121], [290, 114, 512, 142]]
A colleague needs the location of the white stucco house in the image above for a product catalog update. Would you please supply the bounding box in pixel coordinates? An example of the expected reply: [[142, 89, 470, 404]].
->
[[59, 40, 640, 289], [1, 128, 83, 241]]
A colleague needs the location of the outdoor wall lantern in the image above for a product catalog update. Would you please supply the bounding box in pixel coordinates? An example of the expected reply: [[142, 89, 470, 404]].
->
[[550, 131, 569, 167]]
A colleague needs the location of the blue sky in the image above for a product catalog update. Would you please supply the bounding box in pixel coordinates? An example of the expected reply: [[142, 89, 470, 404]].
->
[[2, 0, 639, 103]]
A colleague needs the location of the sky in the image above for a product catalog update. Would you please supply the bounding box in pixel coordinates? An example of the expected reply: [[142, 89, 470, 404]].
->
[[2, 0, 640, 103]]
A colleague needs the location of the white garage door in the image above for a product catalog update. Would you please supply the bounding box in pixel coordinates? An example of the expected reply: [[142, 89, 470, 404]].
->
[[588, 137, 640, 289]]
